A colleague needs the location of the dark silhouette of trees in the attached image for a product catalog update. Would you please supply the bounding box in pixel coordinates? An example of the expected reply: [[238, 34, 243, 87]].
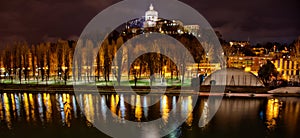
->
[[96, 49, 101, 81], [258, 60, 278, 86], [21, 42, 30, 83], [103, 39, 111, 84]]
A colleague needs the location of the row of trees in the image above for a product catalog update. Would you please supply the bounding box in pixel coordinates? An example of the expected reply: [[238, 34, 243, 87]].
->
[[4, 17, 298, 86], [73, 32, 213, 86], [0, 40, 75, 84], [0, 32, 223, 85]]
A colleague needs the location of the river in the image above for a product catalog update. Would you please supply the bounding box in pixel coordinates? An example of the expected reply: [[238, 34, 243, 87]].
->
[[0, 92, 299, 137]]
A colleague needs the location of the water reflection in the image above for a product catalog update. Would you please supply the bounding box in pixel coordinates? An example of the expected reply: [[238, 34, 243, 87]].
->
[[0, 92, 299, 138], [37, 93, 44, 124], [3, 93, 12, 129], [120, 94, 126, 121], [23, 93, 30, 122], [72, 95, 77, 118], [84, 94, 95, 126], [161, 95, 169, 124], [29, 93, 36, 123], [0, 94, 3, 121], [14, 94, 21, 118], [101, 95, 107, 122], [143, 96, 148, 118], [63, 94, 72, 127], [135, 95, 142, 121], [280, 98, 300, 137], [200, 100, 209, 127], [11, 94, 16, 118], [43, 93, 52, 123], [180, 96, 193, 127], [265, 98, 282, 130], [110, 95, 117, 118]]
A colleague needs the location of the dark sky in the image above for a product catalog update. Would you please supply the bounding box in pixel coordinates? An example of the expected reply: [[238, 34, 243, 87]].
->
[[0, 0, 299, 45]]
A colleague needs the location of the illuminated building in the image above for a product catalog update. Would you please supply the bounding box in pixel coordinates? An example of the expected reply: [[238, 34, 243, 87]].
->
[[252, 47, 266, 56], [229, 41, 250, 47], [144, 4, 158, 28], [186, 63, 221, 77], [274, 58, 299, 81], [184, 25, 200, 37], [125, 4, 200, 36], [227, 56, 272, 75]]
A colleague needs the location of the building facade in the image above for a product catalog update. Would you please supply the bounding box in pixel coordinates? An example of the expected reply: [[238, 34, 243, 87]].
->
[[274, 58, 299, 81]]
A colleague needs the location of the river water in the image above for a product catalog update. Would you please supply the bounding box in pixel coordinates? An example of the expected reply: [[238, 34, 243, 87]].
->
[[0, 92, 299, 138]]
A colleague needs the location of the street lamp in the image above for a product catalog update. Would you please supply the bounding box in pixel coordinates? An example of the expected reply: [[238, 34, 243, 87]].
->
[[133, 66, 140, 86], [62, 66, 68, 85], [62, 66, 68, 71], [134, 66, 140, 76]]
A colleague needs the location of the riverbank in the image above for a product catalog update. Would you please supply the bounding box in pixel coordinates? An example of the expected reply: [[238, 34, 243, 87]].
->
[[0, 84, 300, 97], [0, 84, 264, 92]]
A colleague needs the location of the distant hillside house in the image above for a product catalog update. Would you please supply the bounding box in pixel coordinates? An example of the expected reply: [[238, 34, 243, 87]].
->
[[229, 41, 250, 47]]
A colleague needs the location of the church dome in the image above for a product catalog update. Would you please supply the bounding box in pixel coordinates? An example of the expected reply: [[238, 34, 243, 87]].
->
[[145, 4, 158, 21], [202, 68, 264, 86]]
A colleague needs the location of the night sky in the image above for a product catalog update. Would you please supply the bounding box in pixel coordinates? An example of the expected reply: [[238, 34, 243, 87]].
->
[[0, 0, 299, 45]]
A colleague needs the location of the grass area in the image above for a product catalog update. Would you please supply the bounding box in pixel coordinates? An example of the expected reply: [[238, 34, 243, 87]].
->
[[0, 77, 192, 87]]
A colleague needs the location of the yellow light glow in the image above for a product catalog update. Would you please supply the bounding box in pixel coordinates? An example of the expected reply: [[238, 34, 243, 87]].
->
[[11, 94, 16, 117], [62, 66, 68, 70], [186, 96, 193, 127], [43, 93, 52, 123], [29, 93, 36, 122], [0, 95, 3, 121], [266, 98, 280, 130], [134, 66, 140, 70], [110, 95, 117, 118], [282, 74, 287, 80], [63, 93, 72, 127], [161, 95, 169, 124], [84, 94, 95, 125], [3, 93, 12, 129], [135, 95, 142, 121], [277, 68, 281, 72], [23, 93, 30, 122], [245, 67, 251, 72]]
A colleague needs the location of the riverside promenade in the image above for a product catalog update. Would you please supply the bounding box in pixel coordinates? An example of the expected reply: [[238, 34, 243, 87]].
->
[[1, 83, 299, 97]]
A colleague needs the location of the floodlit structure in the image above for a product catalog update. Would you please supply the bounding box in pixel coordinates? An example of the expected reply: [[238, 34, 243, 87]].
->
[[144, 4, 158, 27], [202, 68, 264, 86]]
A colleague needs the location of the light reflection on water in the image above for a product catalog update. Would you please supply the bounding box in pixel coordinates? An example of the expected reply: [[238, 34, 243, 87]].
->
[[0, 94, 3, 121], [0, 92, 299, 137], [161, 95, 169, 124], [3, 93, 12, 129], [135, 95, 142, 122], [43, 93, 52, 123], [23, 93, 30, 122], [265, 98, 281, 130]]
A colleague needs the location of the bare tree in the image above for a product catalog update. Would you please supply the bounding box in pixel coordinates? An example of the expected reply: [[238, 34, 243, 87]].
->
[[115, 36, 125, 86], [30, 45, 37, 82], [291, 36, 300, 65], [102, 38, 111, 84], [22, 42, 30, 83]]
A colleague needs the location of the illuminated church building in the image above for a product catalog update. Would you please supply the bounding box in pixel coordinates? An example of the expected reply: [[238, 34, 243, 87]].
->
[[125, 4, 200, 36], [144, 4, 158, 28]]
